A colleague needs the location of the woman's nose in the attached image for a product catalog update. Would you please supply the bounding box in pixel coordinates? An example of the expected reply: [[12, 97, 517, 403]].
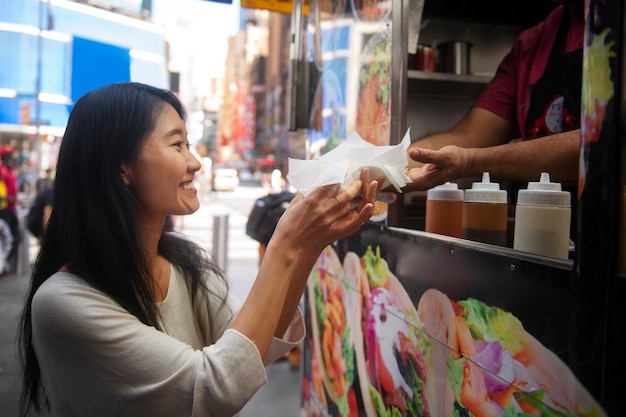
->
[[188, 153, 202, 172]]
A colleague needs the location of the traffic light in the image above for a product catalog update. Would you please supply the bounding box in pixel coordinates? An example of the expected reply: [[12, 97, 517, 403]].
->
[[19, 103, 31, 125]]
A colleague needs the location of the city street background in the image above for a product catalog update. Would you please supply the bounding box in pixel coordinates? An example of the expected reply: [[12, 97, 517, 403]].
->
[[0, 181, 302, 417]]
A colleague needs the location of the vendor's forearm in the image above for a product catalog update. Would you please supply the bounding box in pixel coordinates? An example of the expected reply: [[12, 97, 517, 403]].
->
[[466, 129, 580, 185], [410, 107, 512, 160], [411, 132, 467, 155]]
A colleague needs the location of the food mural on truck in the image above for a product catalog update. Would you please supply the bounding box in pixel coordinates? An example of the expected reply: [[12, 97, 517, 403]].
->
[[306, 0, 393, 216], [578, 1, 617, 199], [301, 243, 607, 417], [355, 28, 391, 148]]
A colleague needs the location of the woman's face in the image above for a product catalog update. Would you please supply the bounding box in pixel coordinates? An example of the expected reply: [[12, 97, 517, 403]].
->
[[123, 104, 201, 223]]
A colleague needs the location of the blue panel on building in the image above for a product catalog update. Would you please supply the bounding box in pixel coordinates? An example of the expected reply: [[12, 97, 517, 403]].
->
[[71, 36, 130, 103]]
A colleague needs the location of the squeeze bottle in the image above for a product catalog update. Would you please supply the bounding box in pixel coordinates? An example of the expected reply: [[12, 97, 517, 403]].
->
[[426, 182, 463, 238], [513, 172, 571, 259], [462, 172, 508, 246]]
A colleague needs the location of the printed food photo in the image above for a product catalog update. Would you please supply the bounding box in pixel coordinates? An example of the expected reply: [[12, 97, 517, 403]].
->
[[349, 246, 437, 417], [306, 246, 361, 416], [350, 0, 392, 23], [303, 245, 608, 417], [416, 288, 607, 417], [355, 29, 391, 147]]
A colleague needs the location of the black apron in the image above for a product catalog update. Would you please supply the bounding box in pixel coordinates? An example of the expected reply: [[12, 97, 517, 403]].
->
[[524, 12, 583, 139], [513, 12, 582, 250]]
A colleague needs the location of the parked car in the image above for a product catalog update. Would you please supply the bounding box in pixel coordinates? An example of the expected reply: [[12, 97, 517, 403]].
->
[[212, 168, 239, 191], [238, 168, 254, 182]]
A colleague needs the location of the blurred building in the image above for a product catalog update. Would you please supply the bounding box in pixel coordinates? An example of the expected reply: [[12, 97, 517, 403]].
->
[[150, 0, 240, 158], [218, 6, 305, 174], [0, 0, 169, 172], [217, 14, 266, 165], [0, 0, 305, 177]]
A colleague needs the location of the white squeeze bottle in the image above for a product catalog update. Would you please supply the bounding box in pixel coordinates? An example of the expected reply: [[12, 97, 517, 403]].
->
[[513, 172, 571, 259]]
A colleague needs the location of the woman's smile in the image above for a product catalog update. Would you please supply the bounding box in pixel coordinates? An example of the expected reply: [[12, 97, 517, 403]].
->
[[180, 181, 197, 192]]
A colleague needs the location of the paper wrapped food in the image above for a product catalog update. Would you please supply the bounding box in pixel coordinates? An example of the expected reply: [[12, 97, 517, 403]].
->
[[288, 129, 412, 196]]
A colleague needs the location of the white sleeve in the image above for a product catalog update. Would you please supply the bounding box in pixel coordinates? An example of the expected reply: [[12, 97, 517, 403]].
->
[[262, 309, 305, 365], [31, 275, 275, 417]]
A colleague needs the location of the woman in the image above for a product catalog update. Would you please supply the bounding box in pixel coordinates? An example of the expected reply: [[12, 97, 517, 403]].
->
[[18, 82, 379, 416]]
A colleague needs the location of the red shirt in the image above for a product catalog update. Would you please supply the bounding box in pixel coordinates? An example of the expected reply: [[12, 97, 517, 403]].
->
[[473, 6, 584, 139], [0, 164, 17, 212]]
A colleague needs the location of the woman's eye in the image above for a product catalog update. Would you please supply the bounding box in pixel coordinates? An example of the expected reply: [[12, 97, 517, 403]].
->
[[173, 141, 186, 149]]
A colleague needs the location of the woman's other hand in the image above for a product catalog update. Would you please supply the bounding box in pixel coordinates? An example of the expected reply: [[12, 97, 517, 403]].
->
[[271, 169, 379, 255]]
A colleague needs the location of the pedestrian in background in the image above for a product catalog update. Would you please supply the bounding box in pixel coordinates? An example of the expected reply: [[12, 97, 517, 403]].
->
[[17, 159, 38, 197], [0, 145, 20, 274], [18, 82, 380, 417], [270, 168, 286, 192], [36, 168, 54, 194], [26, 180, 54, 241], [0, 213, 13, 275]]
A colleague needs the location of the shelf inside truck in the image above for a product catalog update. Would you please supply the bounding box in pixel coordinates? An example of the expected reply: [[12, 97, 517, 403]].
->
[[407, 69, 493, 98]]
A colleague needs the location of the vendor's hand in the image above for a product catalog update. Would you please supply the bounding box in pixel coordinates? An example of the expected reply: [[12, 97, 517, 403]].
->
[[404, 145, 471, 191], [272, 169, 379, 254], [351, 172, 392, 208]]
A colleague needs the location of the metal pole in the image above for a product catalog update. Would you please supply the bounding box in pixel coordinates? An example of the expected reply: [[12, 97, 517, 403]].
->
[[34, 0, 45, 175], [287, 0, 304, 130], [212, 212, 229, 272], [19, 221, 30, 275]]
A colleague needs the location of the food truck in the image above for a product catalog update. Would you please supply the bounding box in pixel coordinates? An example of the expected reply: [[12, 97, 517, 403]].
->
[[285, 0, 624, 416]]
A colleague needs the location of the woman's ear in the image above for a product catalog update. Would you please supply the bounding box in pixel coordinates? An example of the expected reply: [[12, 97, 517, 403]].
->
[[120, 167, 130, 186]]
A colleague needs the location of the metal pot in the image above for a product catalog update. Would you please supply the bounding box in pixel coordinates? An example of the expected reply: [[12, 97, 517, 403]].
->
[[436, 41, 472, 75]]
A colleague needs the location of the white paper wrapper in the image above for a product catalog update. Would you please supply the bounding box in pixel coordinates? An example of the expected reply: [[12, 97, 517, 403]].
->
[[288, 129, 413, 196]]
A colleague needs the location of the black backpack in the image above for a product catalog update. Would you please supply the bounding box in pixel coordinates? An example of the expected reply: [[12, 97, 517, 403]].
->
[[246, 191, 295, 245]]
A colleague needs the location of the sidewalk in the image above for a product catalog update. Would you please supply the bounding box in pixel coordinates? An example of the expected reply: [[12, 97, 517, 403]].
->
[[0, 190, 302, 416], [0, 268, 36, 416], [183, 193, 303, 417], [179, 194, 261, 303]]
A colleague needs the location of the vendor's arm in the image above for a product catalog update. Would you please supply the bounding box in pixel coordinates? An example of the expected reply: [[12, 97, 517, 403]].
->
[[404, 107, 580, 191], [229, 170, 378, 359], [410, 107, 511, 152]]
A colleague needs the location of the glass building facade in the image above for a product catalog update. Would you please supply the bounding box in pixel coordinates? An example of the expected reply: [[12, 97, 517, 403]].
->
[[0, 0, 168, 159]]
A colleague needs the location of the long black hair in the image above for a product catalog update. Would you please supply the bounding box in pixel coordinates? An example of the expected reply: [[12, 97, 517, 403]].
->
[[18, 82, 227, 415]]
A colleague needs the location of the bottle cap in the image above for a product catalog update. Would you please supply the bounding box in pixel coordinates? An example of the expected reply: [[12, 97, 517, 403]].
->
[[464, 172, 507, 203], [517, 172, 570, 207], [427, 182, 464, 201]]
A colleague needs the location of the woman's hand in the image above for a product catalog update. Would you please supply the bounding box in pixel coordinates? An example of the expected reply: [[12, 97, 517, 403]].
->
[[271, 169, 379, 255], [239, 169, 380, 353]]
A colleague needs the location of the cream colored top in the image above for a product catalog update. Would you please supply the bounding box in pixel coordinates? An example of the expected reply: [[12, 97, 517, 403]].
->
[[32, 264, 304, 417]]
